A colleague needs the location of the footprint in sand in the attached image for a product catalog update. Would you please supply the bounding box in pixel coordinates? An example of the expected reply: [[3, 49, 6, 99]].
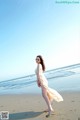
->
[[0, 105, 4, 107], [71, 100, 75, 102], [70, 110, 72, 111]]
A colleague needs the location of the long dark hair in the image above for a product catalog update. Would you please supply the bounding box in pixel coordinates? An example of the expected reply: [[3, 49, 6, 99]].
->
[[37, 55, 45, 71]]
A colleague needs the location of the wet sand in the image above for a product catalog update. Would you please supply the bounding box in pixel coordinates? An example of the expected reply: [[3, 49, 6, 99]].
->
[[0, 92, 80, 120]]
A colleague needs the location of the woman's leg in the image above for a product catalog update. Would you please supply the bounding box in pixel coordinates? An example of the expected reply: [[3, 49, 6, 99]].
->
[[41, 86, 53, 116]]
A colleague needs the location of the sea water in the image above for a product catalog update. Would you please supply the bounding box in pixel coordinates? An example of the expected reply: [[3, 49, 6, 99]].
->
[[0, 64, 80, 94]]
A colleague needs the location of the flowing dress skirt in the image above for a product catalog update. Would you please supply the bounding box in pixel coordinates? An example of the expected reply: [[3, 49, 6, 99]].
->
[[40, 74, 63, 102]]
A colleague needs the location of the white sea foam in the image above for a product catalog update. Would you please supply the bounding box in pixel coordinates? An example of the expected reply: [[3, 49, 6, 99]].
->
[[0, 64, 80, 94]]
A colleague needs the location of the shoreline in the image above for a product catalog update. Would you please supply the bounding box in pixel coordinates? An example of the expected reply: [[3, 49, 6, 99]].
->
[[0, 91, 80, 120], [0, 89, 80, 95]]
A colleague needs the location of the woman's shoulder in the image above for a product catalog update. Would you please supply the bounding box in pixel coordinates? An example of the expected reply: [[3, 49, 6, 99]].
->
[[38, 64, 42, 69]]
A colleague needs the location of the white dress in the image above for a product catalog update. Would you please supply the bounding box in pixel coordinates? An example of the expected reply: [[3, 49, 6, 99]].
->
[[35, 64, 63, 102]]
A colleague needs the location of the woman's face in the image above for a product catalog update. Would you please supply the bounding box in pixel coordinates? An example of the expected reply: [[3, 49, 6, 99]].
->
[[35, 57, 41, 64]]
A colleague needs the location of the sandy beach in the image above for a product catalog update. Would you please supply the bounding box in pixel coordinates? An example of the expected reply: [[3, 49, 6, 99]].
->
[[0, 92, 80, 120]]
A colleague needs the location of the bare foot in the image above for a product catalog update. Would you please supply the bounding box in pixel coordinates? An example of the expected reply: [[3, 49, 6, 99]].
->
[[46, 109, 55, 117]]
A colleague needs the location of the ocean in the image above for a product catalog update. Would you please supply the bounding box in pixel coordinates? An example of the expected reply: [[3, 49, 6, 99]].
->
[[0, 64, 80, 95]]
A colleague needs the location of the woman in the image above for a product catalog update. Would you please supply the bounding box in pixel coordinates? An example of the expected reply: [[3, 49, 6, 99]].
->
[[35, 55, 63, 117]]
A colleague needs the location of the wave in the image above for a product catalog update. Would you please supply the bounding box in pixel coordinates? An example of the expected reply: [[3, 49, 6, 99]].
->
[[0, 63, 80, 93]]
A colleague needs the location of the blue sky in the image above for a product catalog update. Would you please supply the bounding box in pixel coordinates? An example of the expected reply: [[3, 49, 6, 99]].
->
[[0, 0, 80, 81]]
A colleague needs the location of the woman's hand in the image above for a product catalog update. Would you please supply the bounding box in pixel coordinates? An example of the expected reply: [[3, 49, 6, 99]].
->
[[37, 80, 41, 87]]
